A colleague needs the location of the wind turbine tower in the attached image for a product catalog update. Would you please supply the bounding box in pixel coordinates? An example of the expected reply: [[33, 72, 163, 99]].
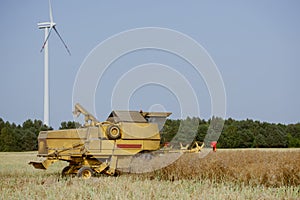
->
[[38, 0, 70, 126]]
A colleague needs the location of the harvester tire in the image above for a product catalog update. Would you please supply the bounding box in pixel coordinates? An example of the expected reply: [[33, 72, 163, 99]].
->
[[77, 166, 94, 179], [62, 166, 71, 177], [106, 125, 121, 140]]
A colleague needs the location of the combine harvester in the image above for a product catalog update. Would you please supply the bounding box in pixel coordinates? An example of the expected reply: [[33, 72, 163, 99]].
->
[[29, 104, 204, 179]]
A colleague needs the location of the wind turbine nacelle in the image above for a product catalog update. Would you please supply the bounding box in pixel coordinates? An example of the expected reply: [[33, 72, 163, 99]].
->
[[38, 22, 56, 29]]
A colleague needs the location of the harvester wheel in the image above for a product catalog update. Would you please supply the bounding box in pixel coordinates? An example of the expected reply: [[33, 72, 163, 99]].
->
[[62, 166, 71, 177], [77, 167, 94, 179], [107, 125, 121, 140]]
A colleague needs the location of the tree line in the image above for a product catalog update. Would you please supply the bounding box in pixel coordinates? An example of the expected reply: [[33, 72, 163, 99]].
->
[[161, 117, 300, 148], [0, 117, 299, 151]]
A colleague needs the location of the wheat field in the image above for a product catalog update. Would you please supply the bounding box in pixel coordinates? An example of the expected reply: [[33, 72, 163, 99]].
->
[[0, 149, 299, 200]]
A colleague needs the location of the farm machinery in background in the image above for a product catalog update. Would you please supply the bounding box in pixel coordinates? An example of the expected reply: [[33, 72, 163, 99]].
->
[[29, 103, 204, 179]]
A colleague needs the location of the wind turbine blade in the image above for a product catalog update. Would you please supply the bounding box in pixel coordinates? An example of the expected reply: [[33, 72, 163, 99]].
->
[[49, 0, 53, 23], [53, 27, 71, 55], [40, 27, 53, 52]]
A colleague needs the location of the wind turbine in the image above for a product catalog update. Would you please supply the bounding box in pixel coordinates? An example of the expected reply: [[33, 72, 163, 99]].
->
[[38, 0, 70, 126]]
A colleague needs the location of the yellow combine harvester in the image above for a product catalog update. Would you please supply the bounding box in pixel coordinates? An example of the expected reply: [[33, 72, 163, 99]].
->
[[29, 103, 204, 179]]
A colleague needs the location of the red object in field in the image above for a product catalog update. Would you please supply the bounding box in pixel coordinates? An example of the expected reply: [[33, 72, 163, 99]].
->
[[210, 141, 217, 152]]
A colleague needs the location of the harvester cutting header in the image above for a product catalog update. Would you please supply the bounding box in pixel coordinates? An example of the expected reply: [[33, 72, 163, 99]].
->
[[29, 103, 204, 179]]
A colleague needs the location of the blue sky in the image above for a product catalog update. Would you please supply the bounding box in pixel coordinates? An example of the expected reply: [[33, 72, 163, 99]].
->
[[0, 1, 299, 128]]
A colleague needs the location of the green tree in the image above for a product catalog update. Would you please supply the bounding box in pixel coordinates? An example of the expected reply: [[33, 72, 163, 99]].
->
[[59, 121, 81, 129], [239, 130, 254, 148], [287, 133, 300, 147], [196, 124, 208, 142], [253, 133, 267, 147], [0, 127, 17, 151]]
